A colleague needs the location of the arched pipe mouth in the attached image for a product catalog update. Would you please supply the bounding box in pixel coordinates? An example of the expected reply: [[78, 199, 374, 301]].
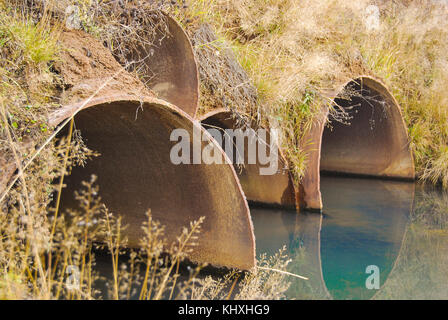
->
[[2, 27, 251, 270], [299, 76, 415, 212], [49, 95, 256, 270], [199, 109, 298, 210]]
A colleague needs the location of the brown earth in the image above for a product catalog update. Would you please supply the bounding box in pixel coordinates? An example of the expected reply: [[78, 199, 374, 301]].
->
[[54, 29, 154, 105]]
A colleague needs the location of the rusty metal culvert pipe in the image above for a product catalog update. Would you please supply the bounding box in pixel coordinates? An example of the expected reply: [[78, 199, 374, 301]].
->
[[0, 24, 256, 270], [53, 96, 256, 270], [199, 109, 297, 209], [299, 76, 415, 211], [123, 12, 199, 118]]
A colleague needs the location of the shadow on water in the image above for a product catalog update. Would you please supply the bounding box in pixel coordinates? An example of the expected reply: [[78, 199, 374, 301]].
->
[[373, 185, 448, 300], [251, 208, 330, 299]]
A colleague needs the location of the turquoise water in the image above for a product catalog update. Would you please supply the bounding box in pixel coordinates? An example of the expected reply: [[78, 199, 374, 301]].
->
[[251, 176, 448, 300]]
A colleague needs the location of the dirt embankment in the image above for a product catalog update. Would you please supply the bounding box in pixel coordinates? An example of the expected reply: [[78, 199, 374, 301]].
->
[[54, 29, 154, 105]]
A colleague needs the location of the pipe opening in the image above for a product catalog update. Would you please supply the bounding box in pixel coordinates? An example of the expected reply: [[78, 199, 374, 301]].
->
[[320, 78, 413, 179], [57, 99, 255, 270], [200, 110, 296, 209], [316, 78, 415, 297], [299, 77, 414, 211]]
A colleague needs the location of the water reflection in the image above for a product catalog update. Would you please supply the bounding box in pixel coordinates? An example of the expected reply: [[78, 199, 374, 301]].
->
[[252, 176, 418, 299], [251, 208, 330, 299], [320, 177, 413, 299], [373, 187, 448, 299]]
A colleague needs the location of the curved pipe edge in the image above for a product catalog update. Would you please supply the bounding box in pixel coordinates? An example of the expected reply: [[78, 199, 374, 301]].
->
[[56, 95, 255, 270], [200, 109, 298, 210], [299, 76, 415, 211], [1, 95, 256, 270]]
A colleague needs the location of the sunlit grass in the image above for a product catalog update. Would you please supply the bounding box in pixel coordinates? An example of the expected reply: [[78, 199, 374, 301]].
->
[[177, 0, 448, 186]]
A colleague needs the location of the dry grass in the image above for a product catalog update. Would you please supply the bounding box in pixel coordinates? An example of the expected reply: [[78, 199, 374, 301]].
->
[[189, 23, 258, 119], [177, 0, 448, 186], [373, 188, 448, 299], [0, 166, 292, 299], [0, 1, 61, 164], [185, 247, 291, 300]]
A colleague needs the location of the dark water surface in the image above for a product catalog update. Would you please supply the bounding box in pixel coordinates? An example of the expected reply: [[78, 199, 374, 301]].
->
[[251, 176, 448, 300]]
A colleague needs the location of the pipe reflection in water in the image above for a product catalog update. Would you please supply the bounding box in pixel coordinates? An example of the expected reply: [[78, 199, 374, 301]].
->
[[251, 176, 414, 299], [320, 176, 412, 299], [251, 208, 330, 299]]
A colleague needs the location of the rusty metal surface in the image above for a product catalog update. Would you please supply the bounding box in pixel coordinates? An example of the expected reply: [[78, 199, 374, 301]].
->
[[300, 76, 415, 211], [49, 28, 251, 269], [125, 13, 199, 118], [51, 96, 256, 270], [200, 109, 297, 209], [298, 109, 327, 212], [294, 212, 331, 299]]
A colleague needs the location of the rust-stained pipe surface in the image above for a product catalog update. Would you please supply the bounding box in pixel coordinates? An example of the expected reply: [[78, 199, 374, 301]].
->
[[300, 76, 415, 211], [200, 109, 297, 209], [52, 96, 256, 270], [124, 13, 199, 118]]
